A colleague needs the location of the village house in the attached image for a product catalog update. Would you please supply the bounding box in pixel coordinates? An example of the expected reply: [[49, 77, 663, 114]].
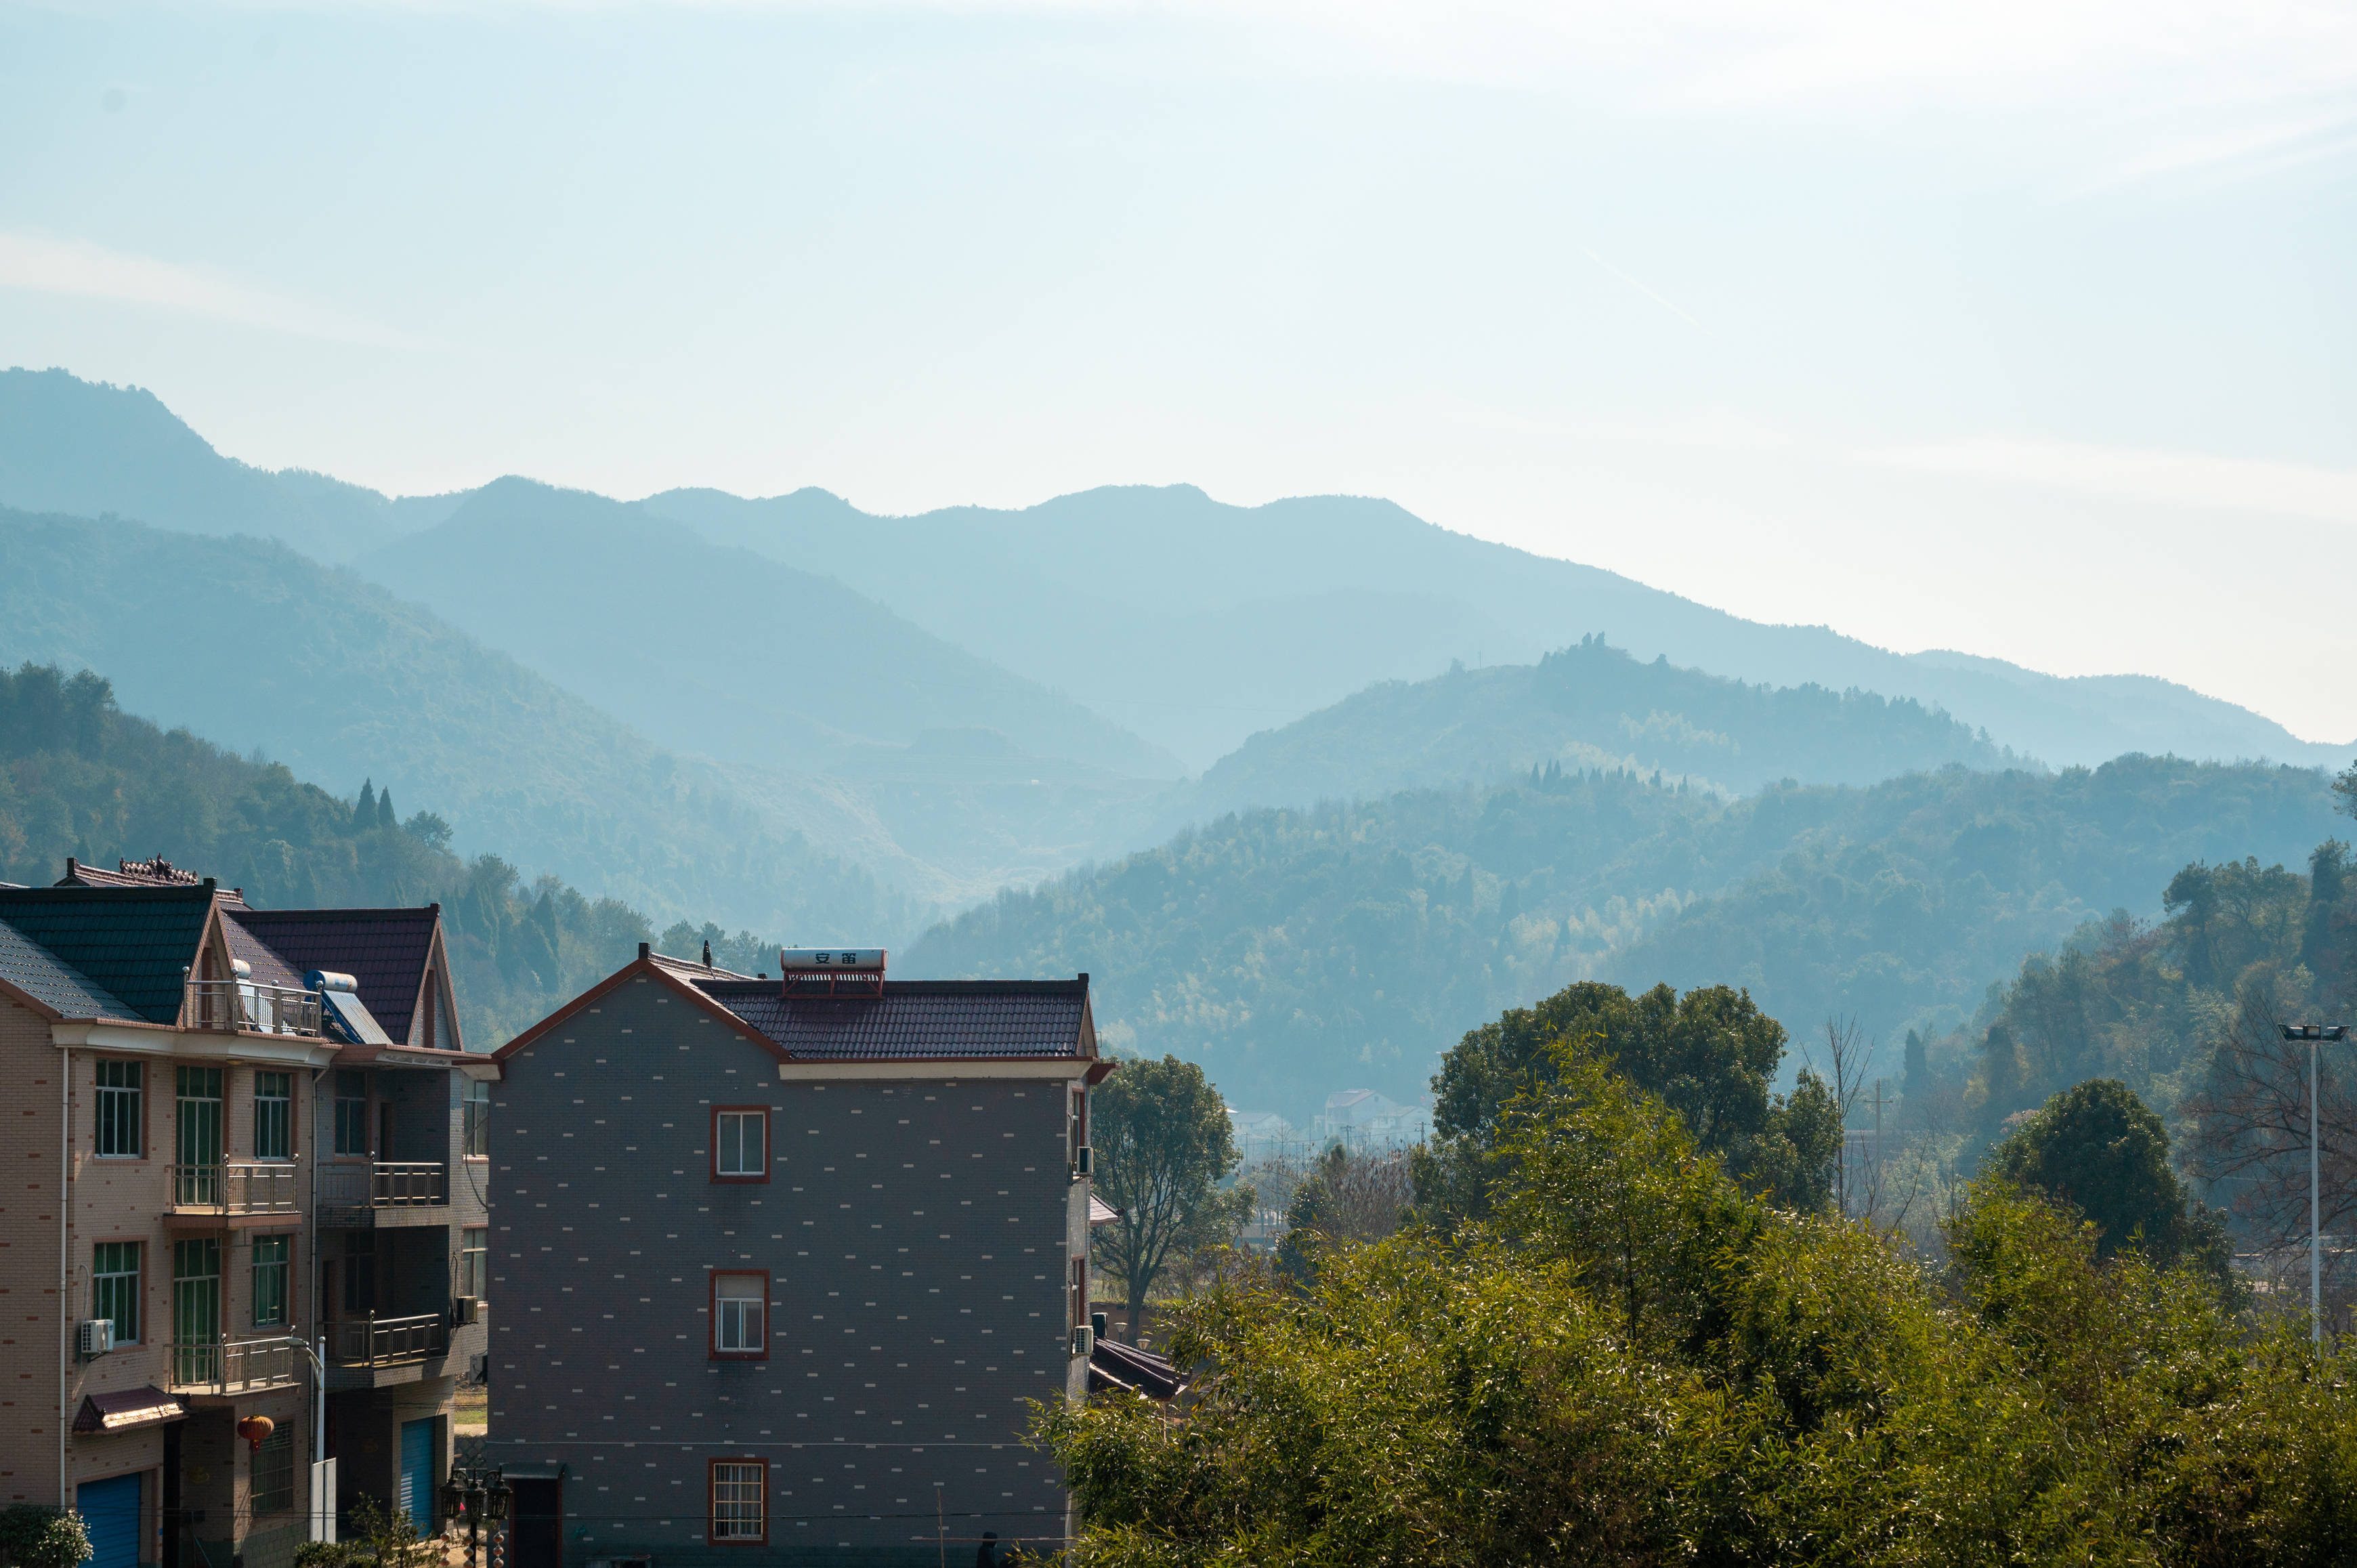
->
[[0, 861, 491, 1568], [485, 945, 1112, 1568]]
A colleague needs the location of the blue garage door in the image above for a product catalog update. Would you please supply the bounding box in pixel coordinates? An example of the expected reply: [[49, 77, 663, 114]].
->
[[397, 1419, 434, 1533], [79, 1472, 142, 1568]]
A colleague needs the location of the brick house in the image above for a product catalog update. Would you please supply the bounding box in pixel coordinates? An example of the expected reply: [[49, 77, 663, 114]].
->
[[486, 946, 1111, 1568], [0, 864, 492, 1568]]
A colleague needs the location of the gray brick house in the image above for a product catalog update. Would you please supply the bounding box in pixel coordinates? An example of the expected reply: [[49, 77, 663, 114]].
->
[[486, 947, 1111, 1568]]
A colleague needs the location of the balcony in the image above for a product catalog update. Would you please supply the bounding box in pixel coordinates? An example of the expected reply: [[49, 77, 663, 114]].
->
[[329, 1312, 449, 1370], [168, 1334, 305, 1397], [182, 979, 322, 1037], [318, 1160, 447, 1215], [169, 1162, 300, 1216]]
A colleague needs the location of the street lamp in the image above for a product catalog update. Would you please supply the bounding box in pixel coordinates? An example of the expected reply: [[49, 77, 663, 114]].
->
[[441, 1466, 507, 1568], [2280, 1023, 2350, 1344]]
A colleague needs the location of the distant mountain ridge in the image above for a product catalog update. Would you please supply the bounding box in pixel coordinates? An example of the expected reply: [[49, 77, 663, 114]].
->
[[0, 504, 910, 941], [1174, 635, 2022, 824], [644, 484, 2351, 774], [3, 366, 2343, 803]]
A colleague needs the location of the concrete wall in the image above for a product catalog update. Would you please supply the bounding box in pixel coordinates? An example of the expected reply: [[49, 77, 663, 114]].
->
[[489, 975, 1086, 1567]]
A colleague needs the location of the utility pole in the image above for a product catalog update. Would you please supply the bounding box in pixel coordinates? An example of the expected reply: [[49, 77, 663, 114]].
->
[[2282, 1023, 2349, 1346]]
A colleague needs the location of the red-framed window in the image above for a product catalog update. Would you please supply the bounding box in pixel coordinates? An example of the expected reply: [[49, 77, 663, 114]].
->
[[710, 1107, 769, 1183], [710, 1270, 769, 1359], [708, 1458, 767, 1545]]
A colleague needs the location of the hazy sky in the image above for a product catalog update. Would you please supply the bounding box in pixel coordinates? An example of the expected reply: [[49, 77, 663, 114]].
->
[[5, 1, 2356, 743]]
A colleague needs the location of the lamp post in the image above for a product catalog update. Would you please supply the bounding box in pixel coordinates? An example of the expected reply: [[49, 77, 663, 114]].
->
[[441, 1466, 507, 1568], [2281, 1023, 2350, 1344]]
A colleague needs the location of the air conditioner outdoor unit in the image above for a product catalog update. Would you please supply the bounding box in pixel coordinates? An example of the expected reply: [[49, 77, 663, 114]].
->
[[77, 1319, 114, 1357], [1069, 1325, 1094, 1358], [1073, 1145, 1093, 1177], [454, 1297, 480, 1326]]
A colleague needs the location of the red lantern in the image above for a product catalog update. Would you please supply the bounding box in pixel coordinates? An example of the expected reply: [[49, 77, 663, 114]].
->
[[235, 1415, 274, 1454]]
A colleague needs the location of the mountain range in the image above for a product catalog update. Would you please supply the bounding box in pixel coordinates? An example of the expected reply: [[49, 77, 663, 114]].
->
[[4, 364, 2354, 1119]]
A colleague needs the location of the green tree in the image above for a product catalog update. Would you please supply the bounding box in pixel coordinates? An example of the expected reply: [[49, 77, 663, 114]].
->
[[1420, 979, 1836, 1220], [1993, 1078, 2234, 1287], [1090, 1055, 1248, 1328]]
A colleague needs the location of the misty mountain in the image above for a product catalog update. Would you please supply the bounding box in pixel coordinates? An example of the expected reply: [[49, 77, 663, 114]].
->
[[905, 757, 2339, 1124], [1176, 635, 2020, 823], [349, 478, 1181, 904], [643, 484, 2349, 774], [0, 505, 908, 941], [356, 478, 1178, 779], [0, 367, 463, 563]]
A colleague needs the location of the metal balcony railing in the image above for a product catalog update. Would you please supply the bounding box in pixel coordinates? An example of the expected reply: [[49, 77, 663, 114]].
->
[[318, 1162, 447, 1209], [182, 979, 322, 1037], [169, 1334, 305, 1395], [169, 1162, 300, 1213], [329, 1312, 449, 1368]]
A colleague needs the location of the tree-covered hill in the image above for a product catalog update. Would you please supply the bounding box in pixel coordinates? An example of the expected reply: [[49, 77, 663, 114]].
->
[[0, 505, 908, 940], [906, 757, 2343, 1123], [0, 662, 778, 1046], [1175, 635, 2020, 821]]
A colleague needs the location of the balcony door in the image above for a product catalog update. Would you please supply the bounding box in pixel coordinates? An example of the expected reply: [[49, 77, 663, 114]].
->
[[175, 1067, 222, 1207], [171, 1237, 220, 1386]]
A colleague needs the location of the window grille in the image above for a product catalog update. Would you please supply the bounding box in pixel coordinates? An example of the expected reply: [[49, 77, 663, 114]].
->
[[93, 1242, 141, 1344], [255, 1072, 293, 1160], [710, 1461, 765, 1542], [252, 1234, 290, 1326]]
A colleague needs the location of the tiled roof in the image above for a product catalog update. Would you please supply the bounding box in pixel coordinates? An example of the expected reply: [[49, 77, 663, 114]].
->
[[58, 855, 217, 891], [697, 978, 1088, 1059], [650, 950, 755, 983], [1089, 1338, 1183, 1400], [0, 887, 217, 1023], [230, 908, 439, 1044], [219, 913, 308, 990], [0, 915, 142, 1021]]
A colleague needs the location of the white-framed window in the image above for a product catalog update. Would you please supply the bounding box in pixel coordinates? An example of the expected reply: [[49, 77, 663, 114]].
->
[[462, 1080, 490, 1158], [709, 1460, 766, 1543], [95, 1060, 142, 1158], [93, 1241, 141, 1343], [254, 1072, 293, 1160], [251, 1234, 290, 1326], [459, 1228, 488, 1300], [713, 1109, 765, 1179], [712, 1271, 766, 1357]]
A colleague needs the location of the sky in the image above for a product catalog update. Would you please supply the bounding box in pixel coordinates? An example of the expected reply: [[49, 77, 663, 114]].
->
[[3, 0, 2355, 742]]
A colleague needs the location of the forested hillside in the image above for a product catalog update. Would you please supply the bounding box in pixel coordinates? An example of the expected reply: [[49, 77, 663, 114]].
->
[[0, 507, 908, 939], [1178, 635, 2018, 819], [0, 663, 777, 1045], [908, 757, 2342, 1122]]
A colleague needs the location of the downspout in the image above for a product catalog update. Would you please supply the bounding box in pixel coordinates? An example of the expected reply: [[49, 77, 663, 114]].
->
[[59, 1044, 71, 1508], [308, 1065, 326, 1512]]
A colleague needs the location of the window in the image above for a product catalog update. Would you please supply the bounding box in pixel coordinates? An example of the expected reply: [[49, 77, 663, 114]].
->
[[173, 1238, 220, 1387], [342, 1234, 375, 1315], [459, 1228, 488, 1301], [712, 1108, 767, 1181], [251, 1425, 295, 1514], [334, 1072, 368, 1157], [175, 1067, 223, 1206], [708, 1460, 766, 1544], [95, 1061, 142, 1158], [254, 1072, 292, 1160], [93, 1242, 140, 1344], [710, 1271, 767, 1358], [252, 1235, 290, 1327], [461, 1080, 490, 1159]]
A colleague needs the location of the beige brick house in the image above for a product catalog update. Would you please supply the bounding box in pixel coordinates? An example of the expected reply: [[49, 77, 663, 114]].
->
[[0, 862, 493, 1568]]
